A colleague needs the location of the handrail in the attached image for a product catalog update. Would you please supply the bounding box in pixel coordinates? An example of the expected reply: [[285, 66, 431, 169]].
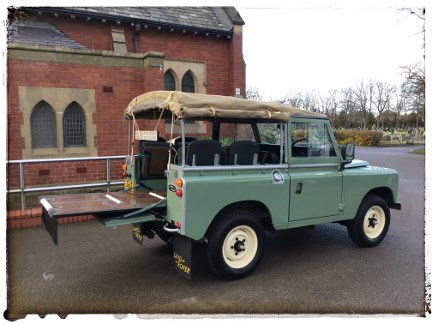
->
[[7, 155, 127, 211]]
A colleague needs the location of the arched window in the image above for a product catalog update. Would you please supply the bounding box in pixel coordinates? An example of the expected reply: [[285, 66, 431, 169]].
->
[[31, 101, 57, 148], [181, 72, 195, 93], [164, 71, 176, 91], [63, 102, 86, 147]]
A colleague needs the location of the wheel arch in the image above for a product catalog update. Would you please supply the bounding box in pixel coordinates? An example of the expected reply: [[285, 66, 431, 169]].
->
[[364, 187, 396, 209], [206, 200, 274, 237]]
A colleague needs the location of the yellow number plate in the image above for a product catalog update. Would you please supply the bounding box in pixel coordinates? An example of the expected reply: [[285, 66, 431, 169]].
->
[[124, 180, 135, 191]]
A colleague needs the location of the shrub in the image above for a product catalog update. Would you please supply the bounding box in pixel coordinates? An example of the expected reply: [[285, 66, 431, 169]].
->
[[334, 130, 383, 146]]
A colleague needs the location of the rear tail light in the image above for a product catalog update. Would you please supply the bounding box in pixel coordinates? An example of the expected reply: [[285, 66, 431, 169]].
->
[[174, 178, 184, 197], [175, 178, 183, 188], [122, 164, 131, 178]]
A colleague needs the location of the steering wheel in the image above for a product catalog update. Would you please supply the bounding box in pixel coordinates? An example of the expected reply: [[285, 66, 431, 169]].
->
[[292, 138, 308, 146], [292, 138, 308, 157]]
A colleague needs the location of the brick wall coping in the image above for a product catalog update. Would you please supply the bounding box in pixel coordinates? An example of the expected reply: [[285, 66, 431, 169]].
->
[[8, 43, 164, 68], [8, 42, 164, 59]]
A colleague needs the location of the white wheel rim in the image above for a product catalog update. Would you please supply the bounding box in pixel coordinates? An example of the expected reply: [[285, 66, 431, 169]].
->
[[222, 225, 258, 269], [363, 205, 386, 239]]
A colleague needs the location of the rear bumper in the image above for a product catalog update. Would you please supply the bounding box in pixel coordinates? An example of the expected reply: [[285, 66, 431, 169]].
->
[[390, 202, 402, 210]]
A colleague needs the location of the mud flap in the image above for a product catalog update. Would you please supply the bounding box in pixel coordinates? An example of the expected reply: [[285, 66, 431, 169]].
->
[[41, 208, 58, 246], [172, 233, 192, 279]]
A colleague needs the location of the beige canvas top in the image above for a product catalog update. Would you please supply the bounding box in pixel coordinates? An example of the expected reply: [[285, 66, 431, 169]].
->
[[124, 91, 327, 121]]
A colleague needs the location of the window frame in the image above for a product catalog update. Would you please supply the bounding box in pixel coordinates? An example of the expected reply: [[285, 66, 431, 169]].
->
[[181, 71, 195, 93], [288, 118, 341, 166], [63, 102, 87, 148], [164, 70, 176, 91], [30, 101, 57, 149], [19, 86, 97, 159]]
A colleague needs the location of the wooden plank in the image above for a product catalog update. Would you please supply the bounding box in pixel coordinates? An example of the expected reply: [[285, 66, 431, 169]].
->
[[39, 191, 165, 217]]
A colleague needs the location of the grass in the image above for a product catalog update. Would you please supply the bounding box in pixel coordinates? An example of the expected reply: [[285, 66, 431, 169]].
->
[[410, 147, 425, 155]]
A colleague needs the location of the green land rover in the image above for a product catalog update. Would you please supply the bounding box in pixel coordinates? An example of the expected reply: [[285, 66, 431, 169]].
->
[[40, 91, 401, 280]]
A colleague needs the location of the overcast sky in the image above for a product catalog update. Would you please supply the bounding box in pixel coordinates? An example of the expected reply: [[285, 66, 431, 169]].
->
[[238, 5, 425, 100]]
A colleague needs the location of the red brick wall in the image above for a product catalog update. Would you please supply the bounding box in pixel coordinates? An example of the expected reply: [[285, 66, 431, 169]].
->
[[7, 59, 144, 160], [7, 59, 144, 188], [36, 16, 244, 96], [7, 14, 246, 216], [7, 160, 125, 188], [135, 29, 237, 96]]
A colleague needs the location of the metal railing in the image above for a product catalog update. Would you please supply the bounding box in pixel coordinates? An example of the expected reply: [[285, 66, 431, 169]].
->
[[7, 155, 126, 211]]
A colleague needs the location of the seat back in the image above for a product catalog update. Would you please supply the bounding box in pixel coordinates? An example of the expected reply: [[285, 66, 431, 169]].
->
[[139, 140, 169, 178], [226, 141, 259, 165], [185, 140, 222, 166]]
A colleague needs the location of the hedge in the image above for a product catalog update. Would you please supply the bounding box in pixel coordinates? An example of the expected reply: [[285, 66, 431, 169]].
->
[[334, 130, 383, 146]]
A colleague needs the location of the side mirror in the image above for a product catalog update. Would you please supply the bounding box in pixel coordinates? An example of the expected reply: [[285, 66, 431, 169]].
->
[[341, 142, 355, 163]]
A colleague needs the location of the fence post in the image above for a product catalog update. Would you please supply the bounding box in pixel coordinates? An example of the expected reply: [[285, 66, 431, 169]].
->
[[19, 162, 25, 211], [106, 158, 111, 192]]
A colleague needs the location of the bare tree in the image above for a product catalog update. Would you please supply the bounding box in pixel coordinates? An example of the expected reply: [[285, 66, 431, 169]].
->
[[393, 87, 406, 129], [319, 90, 339, 125], [355, 80, 369, 129], [246, 86, 263, 101], [281, 91, 303, 108], [339, 88, 357, 128], [301, 91, 319, 112], [400, 63, 425, 128], [374, 81, 394, 129], [398, 8, 425, 128]]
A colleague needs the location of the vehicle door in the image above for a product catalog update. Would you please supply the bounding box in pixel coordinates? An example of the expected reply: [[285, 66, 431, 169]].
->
[[287, 119, 343, 222]]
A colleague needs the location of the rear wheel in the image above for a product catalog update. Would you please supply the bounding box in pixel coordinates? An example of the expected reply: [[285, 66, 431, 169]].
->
[[206, 209, 265, 280], [347, 194, 390, 247]]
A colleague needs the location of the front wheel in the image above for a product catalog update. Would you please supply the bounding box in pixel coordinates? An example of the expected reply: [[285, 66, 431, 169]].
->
[[206, 209, 265, 280], [347, 194, 391, 247]]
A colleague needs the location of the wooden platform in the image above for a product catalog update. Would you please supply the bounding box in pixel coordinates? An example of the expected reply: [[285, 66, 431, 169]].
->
[[39, 191, 166, 217]]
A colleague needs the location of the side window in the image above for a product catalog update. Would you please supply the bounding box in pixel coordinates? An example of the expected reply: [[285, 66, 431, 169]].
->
[[219, 123, 256, 147], [63, 102, 86, 147], [291, 122, 336, 158], [31, 101, 57, 148], [258, 123, 281, 144], [181, 71, 195, 93], [164, 70, 176, 91]]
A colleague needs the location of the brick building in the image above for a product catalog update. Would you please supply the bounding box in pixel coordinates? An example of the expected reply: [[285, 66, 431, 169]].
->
[[6, 7, 246, 213]]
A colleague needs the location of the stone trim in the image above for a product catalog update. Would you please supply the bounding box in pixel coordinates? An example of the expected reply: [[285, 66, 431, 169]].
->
[[19, 86, 97, 159], [8, 43, 164, 69]]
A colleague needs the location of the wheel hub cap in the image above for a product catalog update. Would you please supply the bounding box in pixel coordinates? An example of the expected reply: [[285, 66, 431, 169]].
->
[[232, 239, 246, 254], [363, 206, 385, 239], [222, 225, 258, 269]]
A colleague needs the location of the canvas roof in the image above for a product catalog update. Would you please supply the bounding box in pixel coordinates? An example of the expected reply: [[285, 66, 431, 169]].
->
[[124, 91, 328, 122]]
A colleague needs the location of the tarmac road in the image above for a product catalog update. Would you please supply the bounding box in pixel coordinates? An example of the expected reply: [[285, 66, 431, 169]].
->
[[5, 146, 426, 318]]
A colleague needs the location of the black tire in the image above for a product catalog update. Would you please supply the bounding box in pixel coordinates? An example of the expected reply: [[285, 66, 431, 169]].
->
[[206, 209, 265, 280], [347, 194, 391, 247]]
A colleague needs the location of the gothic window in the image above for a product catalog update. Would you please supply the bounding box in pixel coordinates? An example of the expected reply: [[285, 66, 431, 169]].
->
[[181, 72, 195, 93], [31, 101, 57, 148], [164, 71, 176, 91], [63, 102, 86, 147]]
